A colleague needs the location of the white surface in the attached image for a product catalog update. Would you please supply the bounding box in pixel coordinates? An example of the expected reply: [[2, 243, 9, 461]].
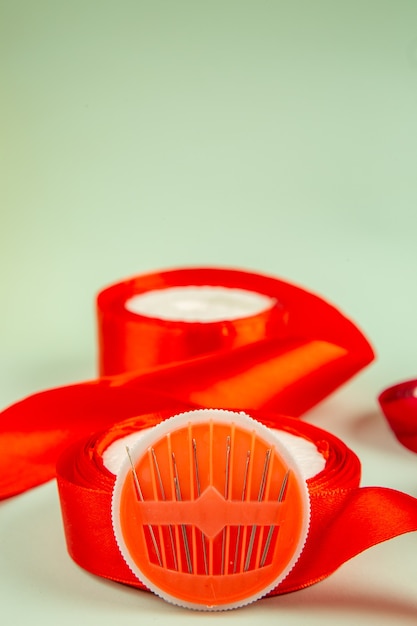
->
[[125, 286, 276, 322], [1, 1, 417, 624]]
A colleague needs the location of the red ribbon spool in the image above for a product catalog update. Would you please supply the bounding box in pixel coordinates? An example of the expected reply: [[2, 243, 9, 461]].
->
[[56, 407, 417, 610], [1, 267, 416, 610]]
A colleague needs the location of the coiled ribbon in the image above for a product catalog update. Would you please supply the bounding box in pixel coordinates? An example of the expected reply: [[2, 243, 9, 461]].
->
[[1, 267, 416, 604], [56, 410, 417, 601]]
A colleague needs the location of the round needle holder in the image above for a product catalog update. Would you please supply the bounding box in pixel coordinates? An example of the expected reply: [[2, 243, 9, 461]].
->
[[112, 409, 310, 610]]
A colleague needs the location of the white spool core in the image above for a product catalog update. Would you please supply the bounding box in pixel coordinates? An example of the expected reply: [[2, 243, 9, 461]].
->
[[125, 286, 276, 322], [103, 426, 325, 480]]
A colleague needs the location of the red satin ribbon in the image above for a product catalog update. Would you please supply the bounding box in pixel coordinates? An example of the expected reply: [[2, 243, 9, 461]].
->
[[1, 266, 415, 600], [0, 267, 374, 499], [56, 411, 417, 598]]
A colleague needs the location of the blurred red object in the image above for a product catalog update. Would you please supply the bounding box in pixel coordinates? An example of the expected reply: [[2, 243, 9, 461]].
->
[[379, 379, 417, 452]]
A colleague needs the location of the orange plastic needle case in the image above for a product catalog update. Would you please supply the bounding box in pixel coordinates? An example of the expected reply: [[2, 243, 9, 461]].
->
[[111, 409, 310, 610], [378, 379, 417, 453]]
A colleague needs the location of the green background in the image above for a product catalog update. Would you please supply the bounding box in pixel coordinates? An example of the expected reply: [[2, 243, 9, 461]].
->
[[1, 2, 417, 624]]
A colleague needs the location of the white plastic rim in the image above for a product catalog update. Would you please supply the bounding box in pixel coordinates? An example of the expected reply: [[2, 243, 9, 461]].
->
[[125, 286, 276, 322], [111, 409, 311, 611], [103, 426, 325, 480]]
